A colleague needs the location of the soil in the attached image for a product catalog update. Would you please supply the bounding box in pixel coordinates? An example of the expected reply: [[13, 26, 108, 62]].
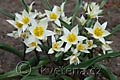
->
[[0, 0, 120, 80]]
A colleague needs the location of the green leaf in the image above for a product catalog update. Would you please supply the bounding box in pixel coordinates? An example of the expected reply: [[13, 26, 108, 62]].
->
[[95, 64, 117, 80], [0, 56, 49, 80], [100, 0, 107, 8], [0, 70, 19, 80], [21, 75, 51, 80], [60, 19, 72, 30], [0, 43, 24, 59], [111, 24, 120, 35], [72, 0, 82, 27], [61, 75, 73, 80], [43, 0, 52, 11], [20, 0, 29, 12], [0, 8, 15, 19], [84, 76, 95, 80], [65, 52, 120, 69]]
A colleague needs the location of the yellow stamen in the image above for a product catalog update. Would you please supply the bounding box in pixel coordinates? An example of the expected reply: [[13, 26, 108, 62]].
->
[[50, 13, 58, 20], [53, 42, 59, 50], [16, 22, 23, 29], [94, 27, 104, 37], [22, 16, 30, 24], [33, 27, 44, 38], [67, 33, 77, 43], [77, 43, 85, 51], [30, 42, 37, 47], [87, 40, 93, 48]]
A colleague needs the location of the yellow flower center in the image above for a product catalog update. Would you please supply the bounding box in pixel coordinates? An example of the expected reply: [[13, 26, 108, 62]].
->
[[104, 44, 110, 48], [53, 42, 59, 50], [94, 27, 104, 37], [22, 16, 30, 24], [67, 33, 77, 43], [71, 55, 78, 64], [30, 42, 37, 47], [16, 22, 23, 29], [50, 13, 58, 20], [77, 43, 85, 51], [87, 40, 93, 48], [33, 27, 44, 38], [20, 33, 27, 39], [54, 28, 61, 35]]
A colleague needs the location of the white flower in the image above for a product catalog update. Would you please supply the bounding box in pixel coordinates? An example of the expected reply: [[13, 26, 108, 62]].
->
[[7, 31, 19, 39], [62, 16, 72, 25], [29, 18, 55, 40], [102, 41, 112, 54], [86, 2, 102, 19], [60, 25, 87, 52], [85, 21, 110, 44], [64, 53, 80, 65], [83, 2, 88, 11], [45, 6, 61, 26], [24, 35, 42, 53], [74, 42, 89, 53], [48, 36, 64, 54], [86, 40, 97, 49], [77, 15, 86, 26]]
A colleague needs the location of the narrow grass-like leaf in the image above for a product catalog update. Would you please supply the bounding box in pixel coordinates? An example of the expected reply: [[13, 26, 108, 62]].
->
[[0, 56, 49, 80], [43, 0, 52, 10], [72, 0, 82, 27], [0, 43, 23, 59], [84, 76, 95, 80], [20, 0, 29, 12], [60, 19, 72, 30], [100, 0, 107, 8], [65, 52, 120, 69], [95, 64, 117, 80], [107, 24, 120, 37], [0, 8, 15, 19]]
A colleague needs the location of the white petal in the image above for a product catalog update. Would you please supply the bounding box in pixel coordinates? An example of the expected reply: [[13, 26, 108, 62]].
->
[[39, 18, 48, 29], [46, 30, 55, 37], [60, 36, 66, 42], [103, 30, 110, 37], [15, 13, 22, 20], [55, 19, 61, 26], [94, 21, 101, 28], [22, 25, 28, 32], [45, 10, 51, 20], [63, 27, 70, 35], [36, 46, 42, 52], [52, 36, 56, 43], [99, 38, 105, 44], [78, 36, 87, 41], [83, 50, 90, 53], [64, 56, 71, 60], [102, 22, 107, 29], [6, 20, 15, 26], [26, 47, 35, 53], [64, 43, 72, 52], [58, 41, 64, 47], [48, 48, 54, 54], [71, 25, 78, 35], [18, 29, 22, 37], [85, 28, 93, 34], [61, 2, 65, 11]]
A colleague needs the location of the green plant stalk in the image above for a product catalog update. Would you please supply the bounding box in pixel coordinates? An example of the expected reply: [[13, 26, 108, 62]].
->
[[65, 52, 120, 69], [20, 0, 29, 12], [0, 43, 24, 59], [0, 8, 15, 20], [72, 0, 82, 27]]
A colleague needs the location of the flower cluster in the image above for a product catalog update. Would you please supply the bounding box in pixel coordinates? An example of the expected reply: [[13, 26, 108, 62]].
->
[[7, 1, 112, 65]]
